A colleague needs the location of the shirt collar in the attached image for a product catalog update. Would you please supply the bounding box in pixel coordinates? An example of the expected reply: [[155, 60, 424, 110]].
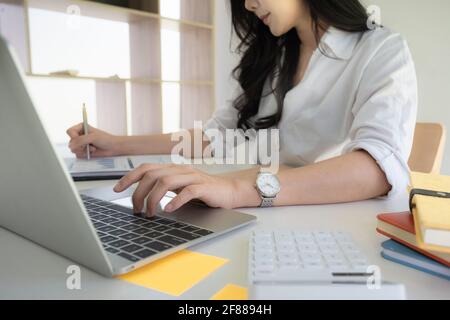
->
[[319, 26, 362, 60]]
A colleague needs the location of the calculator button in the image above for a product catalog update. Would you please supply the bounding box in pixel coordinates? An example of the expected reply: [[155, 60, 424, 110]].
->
[[254, 239, 273, 247], [294, 231, 313, 237], [298, 244, 319, 253], [347, 252, 367, 262], [255, 263, 276, 273], [279, 261, 301, 270], [317, 237, 336, 245], [323, 253, 345, 264], [278, 253, 299, 263], [319, 244, 340, 253], [275, 233, 294, 243], [295, 236, 315, 245], [255, 252, 275, 262], [300, 252, 322, 263], [341, 244, 361, 255], [304, 261, 325, 269], [276, 244, 296, 253], [254, 233, 273, 240], [255, 243, 275, 252]]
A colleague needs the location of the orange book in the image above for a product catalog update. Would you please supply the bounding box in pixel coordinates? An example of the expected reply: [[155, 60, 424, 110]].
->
[[376, 212, 450, 267]]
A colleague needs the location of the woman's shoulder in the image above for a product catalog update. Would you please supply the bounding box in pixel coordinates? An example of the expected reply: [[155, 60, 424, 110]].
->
[[358, 26, 411, 58]]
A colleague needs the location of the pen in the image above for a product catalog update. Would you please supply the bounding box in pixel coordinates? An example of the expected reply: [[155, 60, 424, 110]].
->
[[82, 103, 90, 160]]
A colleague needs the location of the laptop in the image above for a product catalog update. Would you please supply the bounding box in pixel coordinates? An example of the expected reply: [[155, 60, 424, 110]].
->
[[0, 37, 256, 277]]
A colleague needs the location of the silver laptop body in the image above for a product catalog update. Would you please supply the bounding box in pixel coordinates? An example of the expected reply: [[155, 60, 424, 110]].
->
[[0, 37, 256, 277]]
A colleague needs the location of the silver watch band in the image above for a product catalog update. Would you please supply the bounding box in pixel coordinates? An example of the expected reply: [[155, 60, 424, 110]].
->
[[260, 197, 275, 208]]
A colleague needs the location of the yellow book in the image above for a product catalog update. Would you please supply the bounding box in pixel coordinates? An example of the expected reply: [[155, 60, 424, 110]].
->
[[409, 172, 450, 253]]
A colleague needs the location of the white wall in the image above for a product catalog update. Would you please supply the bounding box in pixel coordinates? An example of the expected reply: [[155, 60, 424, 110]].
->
[[214, 0, 450, 174]]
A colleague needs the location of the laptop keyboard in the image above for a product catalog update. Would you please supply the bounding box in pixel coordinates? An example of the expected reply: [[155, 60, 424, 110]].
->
[[80, 194, 214, 262]]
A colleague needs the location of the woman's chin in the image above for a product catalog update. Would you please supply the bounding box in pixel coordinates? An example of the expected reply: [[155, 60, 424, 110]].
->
[[268, 25, 287, 37]]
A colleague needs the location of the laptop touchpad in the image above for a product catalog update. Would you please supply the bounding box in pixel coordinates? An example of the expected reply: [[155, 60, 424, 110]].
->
[[111, 192, 174, 213]]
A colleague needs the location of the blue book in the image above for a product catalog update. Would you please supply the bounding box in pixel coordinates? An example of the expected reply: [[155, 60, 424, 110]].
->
[[381, 240, 450, 281]]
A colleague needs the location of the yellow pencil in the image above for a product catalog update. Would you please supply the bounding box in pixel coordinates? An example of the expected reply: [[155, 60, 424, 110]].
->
[[82, 103, 90, 160]]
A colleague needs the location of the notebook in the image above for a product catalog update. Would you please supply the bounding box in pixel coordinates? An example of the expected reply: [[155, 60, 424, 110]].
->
[[376, 212, 450, 267], [409, 172, 450, 253], [381, 240, 450, 281], [65, 154, 184, 181]]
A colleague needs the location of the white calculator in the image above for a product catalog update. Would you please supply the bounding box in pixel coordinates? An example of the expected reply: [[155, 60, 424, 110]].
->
[[248, 230, 406, 300]]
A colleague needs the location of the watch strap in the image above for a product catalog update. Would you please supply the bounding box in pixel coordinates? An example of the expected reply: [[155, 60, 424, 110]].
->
[[260, 197, 275, 208]]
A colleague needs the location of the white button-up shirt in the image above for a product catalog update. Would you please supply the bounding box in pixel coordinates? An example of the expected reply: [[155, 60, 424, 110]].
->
[[205, 27, 418, 197]]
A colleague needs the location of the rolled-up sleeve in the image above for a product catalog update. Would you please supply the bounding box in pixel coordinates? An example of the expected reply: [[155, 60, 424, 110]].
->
[[342, 34, 418, 197]]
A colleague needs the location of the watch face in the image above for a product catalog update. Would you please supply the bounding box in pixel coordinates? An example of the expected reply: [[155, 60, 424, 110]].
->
[[256, 173, 281, 197]]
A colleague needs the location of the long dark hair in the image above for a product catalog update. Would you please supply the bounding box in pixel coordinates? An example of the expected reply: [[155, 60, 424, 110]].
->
[[230, 0, 370, 130]]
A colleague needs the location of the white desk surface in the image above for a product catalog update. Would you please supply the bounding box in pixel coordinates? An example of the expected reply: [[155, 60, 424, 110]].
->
[[1, 164, 449, 300]]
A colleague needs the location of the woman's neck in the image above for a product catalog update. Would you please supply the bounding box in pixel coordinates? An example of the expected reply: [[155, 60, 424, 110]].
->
[[295, 19, 326, 51]]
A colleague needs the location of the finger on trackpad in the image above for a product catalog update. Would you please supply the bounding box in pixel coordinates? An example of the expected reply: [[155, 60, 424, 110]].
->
[[111, 194, 173, 214]]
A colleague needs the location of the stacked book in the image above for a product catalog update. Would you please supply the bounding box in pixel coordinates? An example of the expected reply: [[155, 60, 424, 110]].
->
[[376, 172, 450, 280]]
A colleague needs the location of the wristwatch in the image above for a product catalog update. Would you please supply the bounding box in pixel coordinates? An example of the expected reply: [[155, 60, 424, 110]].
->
[[255, 169, 281, 208]]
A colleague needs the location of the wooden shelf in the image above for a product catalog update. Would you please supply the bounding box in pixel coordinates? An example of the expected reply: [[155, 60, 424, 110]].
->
[[26, 72, 134, 82], [26, 0, 213, 29], [26, 73, 214, 85], [2, 0, 216, 137]]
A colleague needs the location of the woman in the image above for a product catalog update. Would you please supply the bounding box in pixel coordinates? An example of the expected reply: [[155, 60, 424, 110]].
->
[[67, 0, 417, 216]]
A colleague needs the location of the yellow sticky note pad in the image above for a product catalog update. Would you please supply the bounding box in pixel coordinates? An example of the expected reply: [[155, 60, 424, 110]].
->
[[211, 284, 248, 300], [118, 250, 228, 296]]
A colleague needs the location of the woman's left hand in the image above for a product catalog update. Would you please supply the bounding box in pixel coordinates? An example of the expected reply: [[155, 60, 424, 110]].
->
[[113, 164, 254, 217]]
